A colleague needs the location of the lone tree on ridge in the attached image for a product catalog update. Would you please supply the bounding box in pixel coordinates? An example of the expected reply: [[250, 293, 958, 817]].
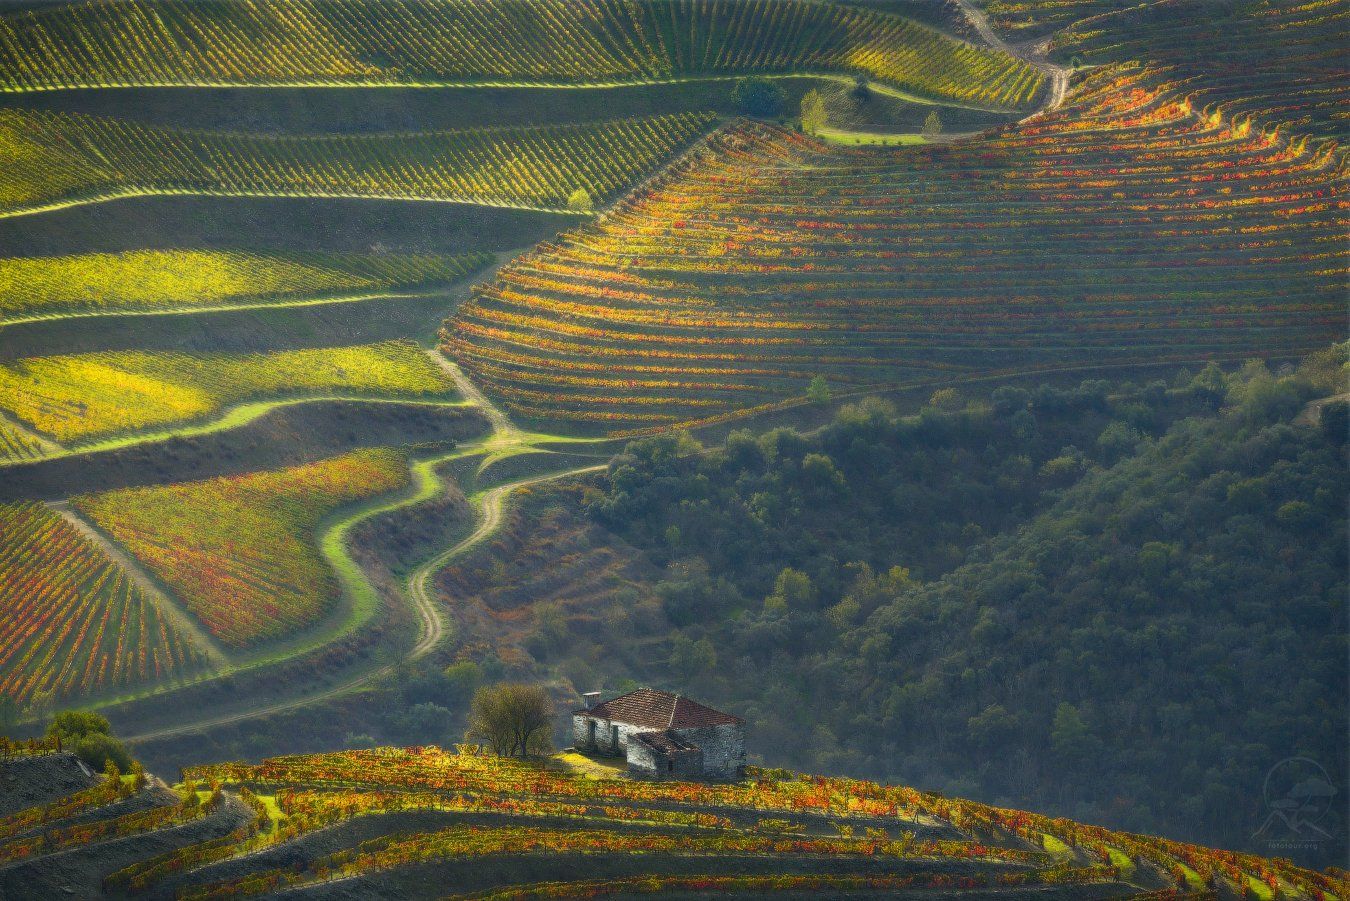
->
[[466, 683, 554, 758], [800, 89, 827, 135]]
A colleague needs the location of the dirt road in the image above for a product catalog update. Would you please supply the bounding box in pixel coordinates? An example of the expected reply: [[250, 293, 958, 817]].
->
[[952, 0, 1070, 114], [123, 463, 604, 744]]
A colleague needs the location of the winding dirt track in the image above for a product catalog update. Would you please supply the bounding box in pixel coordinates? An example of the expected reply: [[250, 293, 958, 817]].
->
[[405, 464, 605, 661], [952, 0, 1070, 114], [123, 463, 603, 744], [1294, 392, 1349, 426], [424, 348, 517, 439]]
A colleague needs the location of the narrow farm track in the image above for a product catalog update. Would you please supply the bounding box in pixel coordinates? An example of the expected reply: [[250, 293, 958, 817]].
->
[[44, 501, 230, 668], [406, 464, 607, 662], [1294, 392, 1349, 426], [952, 0, 1069, 113], [122, 459, 605, 744], [953, 0, 1015, 54], [0, 187, 593, 223], [0, 289, 446, 330], [425, 349, 516, 439]]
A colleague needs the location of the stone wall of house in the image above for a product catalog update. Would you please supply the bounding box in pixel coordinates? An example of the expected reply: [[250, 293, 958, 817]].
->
[[572, 714, 746, 781], [624, 737, 659, 775], [571, 714, 649, 757], [625, 742, 703, 780], [669, 723, 746, 780]]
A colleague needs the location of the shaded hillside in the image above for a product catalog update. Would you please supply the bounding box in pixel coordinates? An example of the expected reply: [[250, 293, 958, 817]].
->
[[438, 352, 1347, 861]]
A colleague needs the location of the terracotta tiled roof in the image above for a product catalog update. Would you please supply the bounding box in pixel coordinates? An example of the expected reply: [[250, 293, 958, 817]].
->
[[632, 729, 701, 754], [579, 688, 741, 729]]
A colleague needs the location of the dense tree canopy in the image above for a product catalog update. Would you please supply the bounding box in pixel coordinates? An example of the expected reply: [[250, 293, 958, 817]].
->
[[587, 349, 1347, 860], [47, 710, 133, 771]]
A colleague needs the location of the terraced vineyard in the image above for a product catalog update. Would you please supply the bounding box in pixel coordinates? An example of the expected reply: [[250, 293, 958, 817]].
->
[[0, 501, 212, 707], [0, 249, 488, 323], [71, 450, 416, 648], [1053, 0, 1350, 142], [985, 0, 1142, 39], [445, 64, 1345, 431], [0, 0, 1050, 736], [0, 109, 718, 217], [3, 744, 1342, 899], [0, 0, 1043, 108], [0, 340, 457, 443], [0, 0, 1342, 881], [0, 418, 47, 463]]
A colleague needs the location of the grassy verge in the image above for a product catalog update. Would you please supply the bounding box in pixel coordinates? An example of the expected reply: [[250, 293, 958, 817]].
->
[[1041, 833, 1074, 857], [812, 126, 931, 145], [0, 396, 471, 467], [1106, 847, 1136, 880], [553, 751, 629, 781]]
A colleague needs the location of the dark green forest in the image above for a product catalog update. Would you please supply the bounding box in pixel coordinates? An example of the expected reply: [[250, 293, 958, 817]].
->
[[588, 348, 1348, 858]]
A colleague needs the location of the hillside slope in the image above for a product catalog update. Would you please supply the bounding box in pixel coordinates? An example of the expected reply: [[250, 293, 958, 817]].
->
[[0, 109, 717, 217], [0, 741, 1343, 900], [444, 69, 1344, 432], [437, 352, 1348, 859], [0, 0, 1043, 108], [1052, 0, 1349, 142]]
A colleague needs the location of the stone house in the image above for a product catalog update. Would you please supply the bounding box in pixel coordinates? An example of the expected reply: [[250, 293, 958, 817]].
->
[[571, 687, 746, 781]]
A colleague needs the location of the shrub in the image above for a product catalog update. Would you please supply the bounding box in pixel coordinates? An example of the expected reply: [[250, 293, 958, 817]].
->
[[800, 90, 827, 135], [75, 733, 132, 773], [807, 374, 831, 403], [443, 662, 483, 704], [566, 188, 594, 211], [732, 77, 786, 117], [48, 711, 111, 747]]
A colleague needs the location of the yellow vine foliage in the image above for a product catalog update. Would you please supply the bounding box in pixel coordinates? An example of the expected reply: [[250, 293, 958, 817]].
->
[[0, 341, 457, 442]]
